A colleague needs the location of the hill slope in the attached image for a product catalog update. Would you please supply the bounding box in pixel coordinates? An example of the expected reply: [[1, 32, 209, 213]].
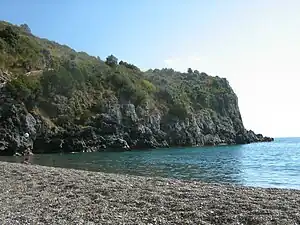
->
[[0, 21, 273, 155]]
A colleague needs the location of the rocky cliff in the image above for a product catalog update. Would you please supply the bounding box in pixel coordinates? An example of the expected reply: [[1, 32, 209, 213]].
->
[[0, 21, 273, 156]]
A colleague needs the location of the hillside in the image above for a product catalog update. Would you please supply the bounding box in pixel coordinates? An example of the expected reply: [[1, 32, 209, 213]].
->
[[0, 21, 273, 156]]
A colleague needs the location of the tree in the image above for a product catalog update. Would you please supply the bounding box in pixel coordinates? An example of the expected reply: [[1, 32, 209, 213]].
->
[[69, 53, 76, 60], [0, 26, 19, 47], [141, 79, 156, 93], [20, 24, 32, 34], [41, 67, 75, 97], [6, 75, 41, 107], [119, 60, 139, 71], [105, 54, 118, 67], [187, 68, 193, 73], [194, 70, 200, 75], [168, 103, 188, 119]]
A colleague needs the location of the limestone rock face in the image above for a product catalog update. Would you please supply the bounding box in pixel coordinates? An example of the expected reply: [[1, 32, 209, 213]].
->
[[0, 91, 273, 156], [0, 102, 34, 155], [0, 73, 274, 156]]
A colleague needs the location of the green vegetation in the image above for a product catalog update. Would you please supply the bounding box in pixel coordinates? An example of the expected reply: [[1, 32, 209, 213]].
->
[[105, 54, 118, 67], [6, 74, 41, 104], [0, 21, 233, 124]]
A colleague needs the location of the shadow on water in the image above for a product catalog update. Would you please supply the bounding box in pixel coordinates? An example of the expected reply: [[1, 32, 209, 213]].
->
[[1, 138, 299, 189]]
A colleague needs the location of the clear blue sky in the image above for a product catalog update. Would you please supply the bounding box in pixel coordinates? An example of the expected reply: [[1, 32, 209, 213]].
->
[[1, 0, 299, 137]]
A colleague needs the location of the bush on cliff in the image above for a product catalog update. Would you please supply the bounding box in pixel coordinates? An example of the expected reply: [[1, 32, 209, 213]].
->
[[6, 75, 41, 107]]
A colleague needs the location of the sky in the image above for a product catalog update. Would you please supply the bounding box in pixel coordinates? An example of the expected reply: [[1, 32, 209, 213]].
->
[[1, 0, 299, 137]]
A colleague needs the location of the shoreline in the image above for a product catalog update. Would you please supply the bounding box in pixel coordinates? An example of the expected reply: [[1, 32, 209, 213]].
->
[[3, 137, 273, 157], [1, 137, 274, 157], [0, 161, 299, 224]]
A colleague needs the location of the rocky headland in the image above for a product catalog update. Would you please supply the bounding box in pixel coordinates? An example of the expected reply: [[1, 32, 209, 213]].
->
[[0, 21, 273, 156]]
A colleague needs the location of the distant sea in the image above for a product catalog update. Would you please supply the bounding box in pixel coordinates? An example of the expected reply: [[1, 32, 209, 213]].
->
[[1, 138, 299, 189]]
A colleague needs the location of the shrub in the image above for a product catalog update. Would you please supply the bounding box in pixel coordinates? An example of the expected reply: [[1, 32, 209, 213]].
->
[[41, 67, 75, 97], [0, 26, 19, 47], [119, 60, 139, 71], [132, 89, 148, 106], [141, 79, 156, 93], [168, 103, 188, 119], [0, 38, 6, 50], [105, 54, 118, 67], [79, 110, 93, 124], [20, 24, 31, 34], [6, 75, 41, 106]]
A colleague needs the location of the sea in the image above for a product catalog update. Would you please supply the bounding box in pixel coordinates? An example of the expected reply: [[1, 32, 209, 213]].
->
[[1, 137, 299, 190]]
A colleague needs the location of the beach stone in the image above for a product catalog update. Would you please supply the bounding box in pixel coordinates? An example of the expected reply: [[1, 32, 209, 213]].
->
[[0, 161, 299, 224]]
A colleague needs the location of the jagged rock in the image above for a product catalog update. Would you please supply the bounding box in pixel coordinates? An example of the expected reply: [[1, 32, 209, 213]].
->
[[106, 138, 130, 151], [0, 101, 34, 155], [0, 95, 274, 155], [256, 133, 274, 142], [0, 141, 9, 152], [204, 134, 222, 146]]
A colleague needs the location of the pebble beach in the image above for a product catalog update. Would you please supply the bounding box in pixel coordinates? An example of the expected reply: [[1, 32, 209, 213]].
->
[[0, 161, 299, 225]]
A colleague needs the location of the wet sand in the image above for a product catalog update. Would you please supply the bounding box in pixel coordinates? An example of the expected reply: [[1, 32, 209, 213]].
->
[[0, 161, 299, 225]]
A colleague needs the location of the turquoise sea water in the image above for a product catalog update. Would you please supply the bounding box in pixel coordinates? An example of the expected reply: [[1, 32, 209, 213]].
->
[[1, 138, 299, 189]]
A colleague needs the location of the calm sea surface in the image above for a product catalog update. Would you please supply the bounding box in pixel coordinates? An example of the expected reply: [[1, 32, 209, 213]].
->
[[1, 138, 299, 189]]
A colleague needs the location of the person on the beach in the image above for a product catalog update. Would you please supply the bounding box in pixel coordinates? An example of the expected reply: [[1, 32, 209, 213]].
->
[[23, 133, 32, 164], [23, 147, 30, 164]]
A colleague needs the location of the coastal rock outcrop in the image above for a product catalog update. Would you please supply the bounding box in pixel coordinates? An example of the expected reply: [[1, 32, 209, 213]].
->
[[0, 20, 273, 155], [0, 88, 273, 156]]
